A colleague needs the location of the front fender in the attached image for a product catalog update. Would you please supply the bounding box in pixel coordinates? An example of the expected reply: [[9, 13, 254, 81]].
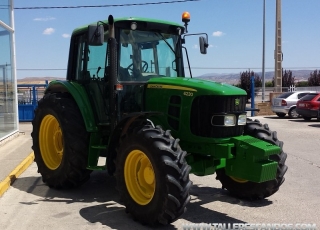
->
[[106, 112, 162, 175]]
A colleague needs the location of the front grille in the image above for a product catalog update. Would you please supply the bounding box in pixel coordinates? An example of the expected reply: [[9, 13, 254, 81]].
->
[[190, 95, 247, 138]]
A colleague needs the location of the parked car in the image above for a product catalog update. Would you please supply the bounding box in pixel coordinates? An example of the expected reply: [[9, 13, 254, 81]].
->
[[272, 91, 316, 118], [296, 93, 320, 121]]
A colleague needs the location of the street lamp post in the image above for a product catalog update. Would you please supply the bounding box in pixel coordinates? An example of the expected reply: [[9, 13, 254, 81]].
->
[[274, 0, 282, 92]]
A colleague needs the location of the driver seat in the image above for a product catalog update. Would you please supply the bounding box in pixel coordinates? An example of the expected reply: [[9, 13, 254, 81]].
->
[[119, 67, 131, 81]]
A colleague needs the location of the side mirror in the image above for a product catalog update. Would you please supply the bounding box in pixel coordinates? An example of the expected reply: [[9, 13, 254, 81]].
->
[[88, 24, 104, 46], [199, 36, 208, 54]]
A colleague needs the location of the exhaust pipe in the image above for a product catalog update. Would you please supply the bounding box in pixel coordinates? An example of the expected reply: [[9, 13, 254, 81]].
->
[[107, 15, 117, 129]]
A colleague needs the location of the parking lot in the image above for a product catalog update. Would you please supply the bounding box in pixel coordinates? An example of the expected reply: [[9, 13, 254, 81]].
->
[[0, 116, 319, 230]]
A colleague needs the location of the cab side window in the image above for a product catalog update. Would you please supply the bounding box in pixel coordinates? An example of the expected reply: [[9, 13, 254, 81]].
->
[[73, 34, 87, 81], [71, 33, 108, 81], [87, 43, 107, 79]]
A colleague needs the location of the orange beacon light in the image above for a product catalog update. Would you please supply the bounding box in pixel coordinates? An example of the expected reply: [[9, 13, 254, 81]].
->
[[182, 11, 190, 33]]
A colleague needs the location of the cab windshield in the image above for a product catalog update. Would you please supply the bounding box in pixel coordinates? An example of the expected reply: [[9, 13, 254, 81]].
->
[[118, 29, 180, 81]]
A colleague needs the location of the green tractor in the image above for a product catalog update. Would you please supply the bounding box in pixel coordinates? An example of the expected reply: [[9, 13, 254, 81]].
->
[[31, 13, 288, 225]]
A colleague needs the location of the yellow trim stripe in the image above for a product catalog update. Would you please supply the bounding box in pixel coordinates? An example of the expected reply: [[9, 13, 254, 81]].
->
[[147, 84, 197, 92], [0, 152, 35, 197]]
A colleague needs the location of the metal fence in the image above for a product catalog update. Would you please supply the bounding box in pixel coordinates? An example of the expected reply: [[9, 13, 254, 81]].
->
[[17, 82, 48, 121], [253, 86, 320, 102]]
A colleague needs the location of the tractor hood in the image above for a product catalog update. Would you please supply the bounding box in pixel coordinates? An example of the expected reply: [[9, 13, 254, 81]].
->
[[147, 77, 246, 96]]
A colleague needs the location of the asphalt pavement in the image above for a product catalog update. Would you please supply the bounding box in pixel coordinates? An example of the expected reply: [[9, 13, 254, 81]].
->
[[0, 122, 34, 197], [0, 116, 319, 230]]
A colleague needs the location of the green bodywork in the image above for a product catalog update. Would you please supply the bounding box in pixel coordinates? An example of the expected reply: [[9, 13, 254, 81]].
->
[[143, 77, 279, 182], [45, 16, 280, 183]]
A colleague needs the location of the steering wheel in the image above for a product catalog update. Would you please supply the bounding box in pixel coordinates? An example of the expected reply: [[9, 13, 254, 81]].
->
[[127, 61, 148, 73]]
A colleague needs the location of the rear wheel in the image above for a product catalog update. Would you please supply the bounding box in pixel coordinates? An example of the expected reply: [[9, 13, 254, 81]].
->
[[31, 93, 91, 188], [115, 125, 192, 225], [276, 112, 286, 118], [216, 118, 288, 199], [288, 107, 299, 119]]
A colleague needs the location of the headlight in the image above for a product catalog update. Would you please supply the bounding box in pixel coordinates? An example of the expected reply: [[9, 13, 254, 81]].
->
[[211, 114, 246, 126], [238, 114, 247, 125], [224, 115, 236, 126]]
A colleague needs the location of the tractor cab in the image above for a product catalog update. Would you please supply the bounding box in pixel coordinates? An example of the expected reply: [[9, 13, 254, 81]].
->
[[66, 14, 208, 121]]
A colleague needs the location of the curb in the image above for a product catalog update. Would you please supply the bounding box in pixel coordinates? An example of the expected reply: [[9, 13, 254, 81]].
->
[[0, 152, 35, 197]]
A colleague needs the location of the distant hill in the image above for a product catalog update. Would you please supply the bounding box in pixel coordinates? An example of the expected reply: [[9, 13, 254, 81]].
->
[[196, 70, 314, 84], [16, 70, 315, 85], [17, 77, 64, 84]]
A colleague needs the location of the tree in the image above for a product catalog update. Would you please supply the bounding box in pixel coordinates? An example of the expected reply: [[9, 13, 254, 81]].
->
[[296, 81, 309, 87], [282, 70, 295, 87], [308, 70, 320, 86], [265, 81, 274, 87], [272, 69, 296, 87], [237, 71, 261, 102]]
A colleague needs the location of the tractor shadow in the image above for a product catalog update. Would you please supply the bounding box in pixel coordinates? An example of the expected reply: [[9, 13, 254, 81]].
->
[[12, 171, 272, 229], [189, 184, 273, 208], [12, 170, 117, 204]]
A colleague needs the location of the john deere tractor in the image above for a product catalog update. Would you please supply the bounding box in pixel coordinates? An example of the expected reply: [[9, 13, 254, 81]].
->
[[31, 13, 288, 225]]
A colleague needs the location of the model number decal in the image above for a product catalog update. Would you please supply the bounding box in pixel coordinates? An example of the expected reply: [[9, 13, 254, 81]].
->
[[183, 91, 193, 97]]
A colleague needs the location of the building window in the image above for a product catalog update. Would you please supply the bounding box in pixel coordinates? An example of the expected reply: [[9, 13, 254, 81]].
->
[[0, 0, 18, 141]]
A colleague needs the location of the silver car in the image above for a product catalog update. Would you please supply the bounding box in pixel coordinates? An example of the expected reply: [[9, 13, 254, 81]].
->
[[272, 91, 316, 118]]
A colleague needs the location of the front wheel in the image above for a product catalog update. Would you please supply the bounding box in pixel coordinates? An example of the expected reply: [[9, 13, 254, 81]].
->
[[115, 125, 192, 225], [216, 118, 288, 199]]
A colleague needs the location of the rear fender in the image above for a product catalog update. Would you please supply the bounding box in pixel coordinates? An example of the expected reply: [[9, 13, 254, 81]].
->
[[45, 80, 98, 132]]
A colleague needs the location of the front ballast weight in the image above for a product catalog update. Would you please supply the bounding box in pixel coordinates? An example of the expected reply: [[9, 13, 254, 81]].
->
[[217, 135, 280, 183], [216, 118, 288, 200]]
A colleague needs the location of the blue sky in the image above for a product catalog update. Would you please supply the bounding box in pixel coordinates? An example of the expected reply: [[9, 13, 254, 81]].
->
[[13, 0, 320, 79]]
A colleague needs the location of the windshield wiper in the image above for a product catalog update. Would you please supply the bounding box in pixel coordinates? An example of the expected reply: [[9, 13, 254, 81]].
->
[[154, 32, 176, 55]]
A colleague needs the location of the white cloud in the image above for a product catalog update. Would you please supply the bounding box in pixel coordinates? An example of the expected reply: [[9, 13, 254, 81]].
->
[[193, 44, 215, 49], [62, 34, 71, 38], [34, 17, 56, 21], [43, 28, 55, 35], [212, 31, 225, 37]]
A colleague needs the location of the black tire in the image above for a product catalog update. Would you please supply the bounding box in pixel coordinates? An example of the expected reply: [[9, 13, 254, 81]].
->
[[303, 116, 312, 121], [276, 112, 286, 118], [115, 125, 192, 225], [288, 107, 299, 119], [216, 118, 288, 200], [31, 93, 91, 188]]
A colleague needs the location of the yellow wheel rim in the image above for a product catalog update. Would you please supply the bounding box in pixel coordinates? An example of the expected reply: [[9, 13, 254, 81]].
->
[[230, 176, 248, 183], [39, 114, 63, 170], [124, 150, 155, 205]]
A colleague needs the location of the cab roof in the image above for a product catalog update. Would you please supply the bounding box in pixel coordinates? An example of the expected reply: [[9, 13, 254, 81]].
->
[[72, 17, 184, 36]]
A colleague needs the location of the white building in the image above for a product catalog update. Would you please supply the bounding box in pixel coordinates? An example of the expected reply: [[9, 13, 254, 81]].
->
[[0, 0, 18, 141]]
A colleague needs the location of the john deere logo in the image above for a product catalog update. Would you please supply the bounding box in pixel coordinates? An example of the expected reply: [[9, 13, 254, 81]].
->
[[235, 99, 240, 106]]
